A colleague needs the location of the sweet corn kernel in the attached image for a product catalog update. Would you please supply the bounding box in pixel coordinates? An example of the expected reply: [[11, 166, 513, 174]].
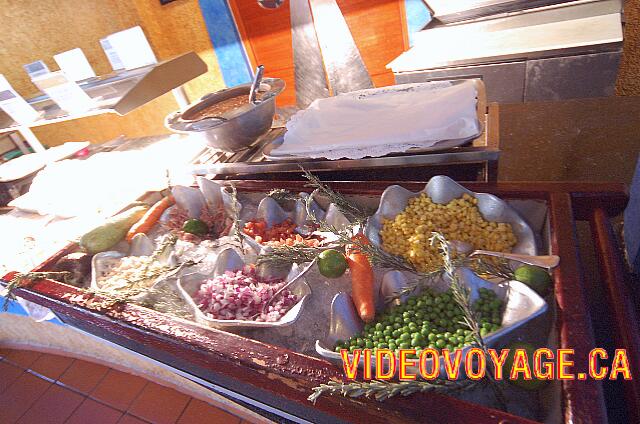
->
[[380, 194, 517, 272]]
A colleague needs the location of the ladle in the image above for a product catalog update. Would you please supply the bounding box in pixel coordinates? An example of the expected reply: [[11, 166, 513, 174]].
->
[[249, 65, 265, 104], [450, 240, 560, 268]]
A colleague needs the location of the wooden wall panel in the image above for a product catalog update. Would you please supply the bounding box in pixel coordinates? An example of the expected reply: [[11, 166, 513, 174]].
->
[[229, 0, 408, 106]]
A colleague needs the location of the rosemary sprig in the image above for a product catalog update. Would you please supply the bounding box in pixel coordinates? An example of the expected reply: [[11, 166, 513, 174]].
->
[[301, 167, 371, 224], [430, 232, 508, 410], [86, 260, 195, 309], [383, 269, 443, 303], [304, 193, 416, 272], [150, 233, 178, 262], [257, 245, 323, 267], [266, 188, 300, 203], [2, 271, 72, 311], [308, 378, 483, 403], [228, 183, 245, 250], [468, 256, 515, 282]]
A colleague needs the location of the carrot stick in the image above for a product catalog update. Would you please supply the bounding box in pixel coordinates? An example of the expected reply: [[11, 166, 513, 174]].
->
[[346, 233, 375, 323], [126, 195, 175, 242]]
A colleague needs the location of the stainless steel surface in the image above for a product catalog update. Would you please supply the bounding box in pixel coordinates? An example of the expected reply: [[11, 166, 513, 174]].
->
[[365, 175, 537, 255], [523, 51, 621, 101], [165, 78, 285, 153], [308, 0, 373, 95], [395, 62, 527, 103], [290, 0, 372, 108], [290, 0, 331, 108], [249, 65, 265, 104], [191, 144, 499, 177], [315, 267, 549, 378], [388, 0, 623, 72], [426, 0, 577, 24]]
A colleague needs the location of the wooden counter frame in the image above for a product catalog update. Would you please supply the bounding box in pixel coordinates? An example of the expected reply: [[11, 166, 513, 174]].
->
[[2, 180, 632, 424]]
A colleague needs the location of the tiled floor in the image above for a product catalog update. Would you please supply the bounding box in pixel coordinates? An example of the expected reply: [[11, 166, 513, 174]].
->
[[0, 348, 257, 424]]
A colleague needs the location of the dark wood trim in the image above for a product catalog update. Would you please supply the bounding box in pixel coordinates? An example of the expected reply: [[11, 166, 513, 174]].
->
[[548, 193, 607, 424], [590, 208, 640, 424]]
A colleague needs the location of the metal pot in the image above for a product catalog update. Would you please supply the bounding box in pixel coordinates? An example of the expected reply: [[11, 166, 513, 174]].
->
[[165, 78, 285, 152]]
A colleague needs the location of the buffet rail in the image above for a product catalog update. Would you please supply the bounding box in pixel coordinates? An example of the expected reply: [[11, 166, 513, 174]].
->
[[1, 180, 634, 424]]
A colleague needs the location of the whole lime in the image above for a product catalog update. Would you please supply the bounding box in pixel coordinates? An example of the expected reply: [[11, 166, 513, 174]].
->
[[318, 249, 348, 278], [182, 218, 209, 236], [503, 341, 548, 391], [514, 265, 552, 296]]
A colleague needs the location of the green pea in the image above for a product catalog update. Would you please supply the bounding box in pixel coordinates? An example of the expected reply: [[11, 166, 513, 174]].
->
[[407, 298, 417, 306], [400, 342, 411, 349], [400, 333, 411, 342], [435, 339, 446, 348], [428, 333, 437, 342], [389, 342, 397, 350], [375, 323, 384, 331], [365, 340, 374, 348]]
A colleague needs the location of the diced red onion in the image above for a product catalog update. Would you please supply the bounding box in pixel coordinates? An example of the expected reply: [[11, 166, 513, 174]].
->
[[194, 265, 298, 322]]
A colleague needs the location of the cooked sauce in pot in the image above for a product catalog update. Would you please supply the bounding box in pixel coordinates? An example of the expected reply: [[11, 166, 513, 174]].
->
[[187, 92, 263, 121]]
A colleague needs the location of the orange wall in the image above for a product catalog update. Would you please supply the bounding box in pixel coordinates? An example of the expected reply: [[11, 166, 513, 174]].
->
[[0, 0, 225, 147], [229, 0, 408, 106]]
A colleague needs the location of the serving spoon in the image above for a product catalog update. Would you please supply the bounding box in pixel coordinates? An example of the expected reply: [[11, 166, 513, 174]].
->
[[450, 240, 560, 268], [249, 65, 265, 104], [261, 259, 316, 314]]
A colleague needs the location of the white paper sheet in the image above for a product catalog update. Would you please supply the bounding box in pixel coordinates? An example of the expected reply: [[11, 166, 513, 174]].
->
[[274, 80, 479, 159]]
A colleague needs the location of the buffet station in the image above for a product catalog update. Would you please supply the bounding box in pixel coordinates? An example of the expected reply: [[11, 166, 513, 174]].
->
[[1, 1, 638, 423]]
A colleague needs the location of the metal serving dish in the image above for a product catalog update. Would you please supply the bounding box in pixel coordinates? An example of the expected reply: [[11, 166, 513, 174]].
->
[[165, 78, 285, 153], [365, 175, 537, 255], [240, 192, 349, 252], [315, 267, 549, 378], [90, 232, 177, 293], [177, 248, 312, 330]]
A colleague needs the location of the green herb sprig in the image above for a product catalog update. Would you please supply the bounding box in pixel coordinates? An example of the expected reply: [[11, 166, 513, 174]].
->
[[2, 272, 72, 311], [308, 378, 483, 403], [301, 167, 371, 224]]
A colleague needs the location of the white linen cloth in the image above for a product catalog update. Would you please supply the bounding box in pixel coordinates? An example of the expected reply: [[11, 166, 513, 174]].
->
[[273, 80, 480, 160]]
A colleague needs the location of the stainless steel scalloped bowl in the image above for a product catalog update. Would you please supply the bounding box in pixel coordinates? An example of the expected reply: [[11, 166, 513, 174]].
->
[[365, 175, 537, 256]]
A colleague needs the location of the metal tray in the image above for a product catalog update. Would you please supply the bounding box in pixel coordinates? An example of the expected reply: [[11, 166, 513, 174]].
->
[[262, 133, 476, 161]]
